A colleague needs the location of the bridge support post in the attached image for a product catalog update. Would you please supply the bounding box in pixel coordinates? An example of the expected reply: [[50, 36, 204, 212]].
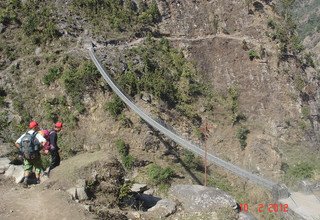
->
[[272, 184, 290, 201], [298, 180, 312, 194]]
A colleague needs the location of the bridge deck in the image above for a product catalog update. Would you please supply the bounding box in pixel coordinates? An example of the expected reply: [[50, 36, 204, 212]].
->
[[279, 192, 320, 220]]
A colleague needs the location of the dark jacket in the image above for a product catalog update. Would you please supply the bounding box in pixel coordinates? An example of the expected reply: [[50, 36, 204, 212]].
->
[[49, 130, 59, 151]]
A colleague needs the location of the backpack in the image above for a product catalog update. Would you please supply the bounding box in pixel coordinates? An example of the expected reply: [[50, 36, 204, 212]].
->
[[20, 131, 40, 160]]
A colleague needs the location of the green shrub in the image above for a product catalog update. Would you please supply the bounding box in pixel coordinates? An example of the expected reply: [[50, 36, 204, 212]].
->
[[72, 0, 160, 34], [0, 0, 20, 25], [22, 1, 60, 43], [115, 139, 135, 170], [208, 175, 232, 192], [119, 114, 133, 128], [305, 52, 315, 68], [43, 67, 62, 86], [138, 0, 161, 24], [105, 96, 126, 118], [182, 150, 203, 171], [285, 162, 314, 182], [119, 182, 133, 200], [147, 164, 175, 185], [248, 49, 259, 60], [267, 19, 276, 29], [0, 112, 9, 131], [236, 127, 250, 150], [120, 37, 205, 113], [0, 87, 7, 108], [301, 106, 310, 119], [62, 61, 100, 111], [122, 154, 135, 170], [116, 139, 128, 156]]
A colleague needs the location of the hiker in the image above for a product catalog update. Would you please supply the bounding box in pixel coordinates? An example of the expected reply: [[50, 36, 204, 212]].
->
[[15, 121, 47, 187], [39, 129, 50, 154], [46, 121, 63, 175]]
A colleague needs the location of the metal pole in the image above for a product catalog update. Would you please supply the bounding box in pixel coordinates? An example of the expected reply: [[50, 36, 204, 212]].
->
[[204, 140, 207, 186]]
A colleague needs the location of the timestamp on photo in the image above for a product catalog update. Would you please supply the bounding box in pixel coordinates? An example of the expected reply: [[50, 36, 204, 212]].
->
[[239, 203, 289, 213]]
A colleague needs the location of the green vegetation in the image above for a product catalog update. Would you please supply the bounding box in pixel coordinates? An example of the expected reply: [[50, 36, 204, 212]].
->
[[43, 67, 63, 86], [291, 0, 320, 39], [62, 61, 100, 113], [208, 175, 233, 192], [236, 127, 250, 150], [147, 164, 175, 185], [0, 112, 9, 132], [44, 96, 78, 128], [71, 0, 160, 35], [119, 37, 206, 118], [116, 139, 135, 170], [0, 0, 61, 44], [181, 150, 203, 171], [301, 106, 310, 119], [304, 52, 315, 68], [0, 87, 7, 108], [293, 75, 305, 91], [0, 42, 16, 62], [0, 0, 20, 25], [12, 96, 32, 126], [284, 162, 315, 184], [119, 114, 133, 128], [22, 1, 60, 44], [248, 49, 259, 60], [226, 87, 246, 125], [116, 139, 129, 156], [270, 0, 304, 58], [105, 96, 126, 118], [118, 181, 133, 200]]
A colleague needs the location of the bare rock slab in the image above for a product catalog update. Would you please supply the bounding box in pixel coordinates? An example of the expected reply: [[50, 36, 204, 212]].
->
[[67, 187, 88, 201], [169, 185, 237, 212], [131, 183, 148, 193], [0, 157, 11, 172], [0, 143, 13, 157], [4, 165, 24, 183], [147, 199, 176, 218], [239, 212, 257, 220]]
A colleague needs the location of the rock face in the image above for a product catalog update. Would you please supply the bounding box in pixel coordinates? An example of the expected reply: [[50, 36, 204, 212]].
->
[[0, 143, 13, 157], [80, 157, 125, 208], [147, 199, 177, 218], [4, 165, 24, 183], [0, 157, 10, 172], [130, 183, 148, 193], [169, 185, 237, 212]]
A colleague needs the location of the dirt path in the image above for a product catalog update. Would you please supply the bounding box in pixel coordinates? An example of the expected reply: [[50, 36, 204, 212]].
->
[[0, 151, 108, 220], [0, 177, 96, 220]]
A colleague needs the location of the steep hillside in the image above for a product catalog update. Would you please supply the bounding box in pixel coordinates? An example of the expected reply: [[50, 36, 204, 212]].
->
[[0, 0, 319, 219], [292, 0, 320, 66]]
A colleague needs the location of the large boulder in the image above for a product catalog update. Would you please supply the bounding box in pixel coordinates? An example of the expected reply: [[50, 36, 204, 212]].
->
[[0, 143, 13, 157], [130, 183, 148, 193], [4, 165, 24, 183], [169, 185, 237, 212], [0, 157, 11, 173], [147, 199, 177, 218]]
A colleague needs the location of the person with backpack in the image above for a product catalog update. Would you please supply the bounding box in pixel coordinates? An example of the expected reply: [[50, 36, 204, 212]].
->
[[15, 120, 47, 187], [46, 121, 63, 175]]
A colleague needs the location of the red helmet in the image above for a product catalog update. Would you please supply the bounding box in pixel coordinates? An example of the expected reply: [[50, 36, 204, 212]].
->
[[29, 121, 39, 129], [55, 122, 63, 128]]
